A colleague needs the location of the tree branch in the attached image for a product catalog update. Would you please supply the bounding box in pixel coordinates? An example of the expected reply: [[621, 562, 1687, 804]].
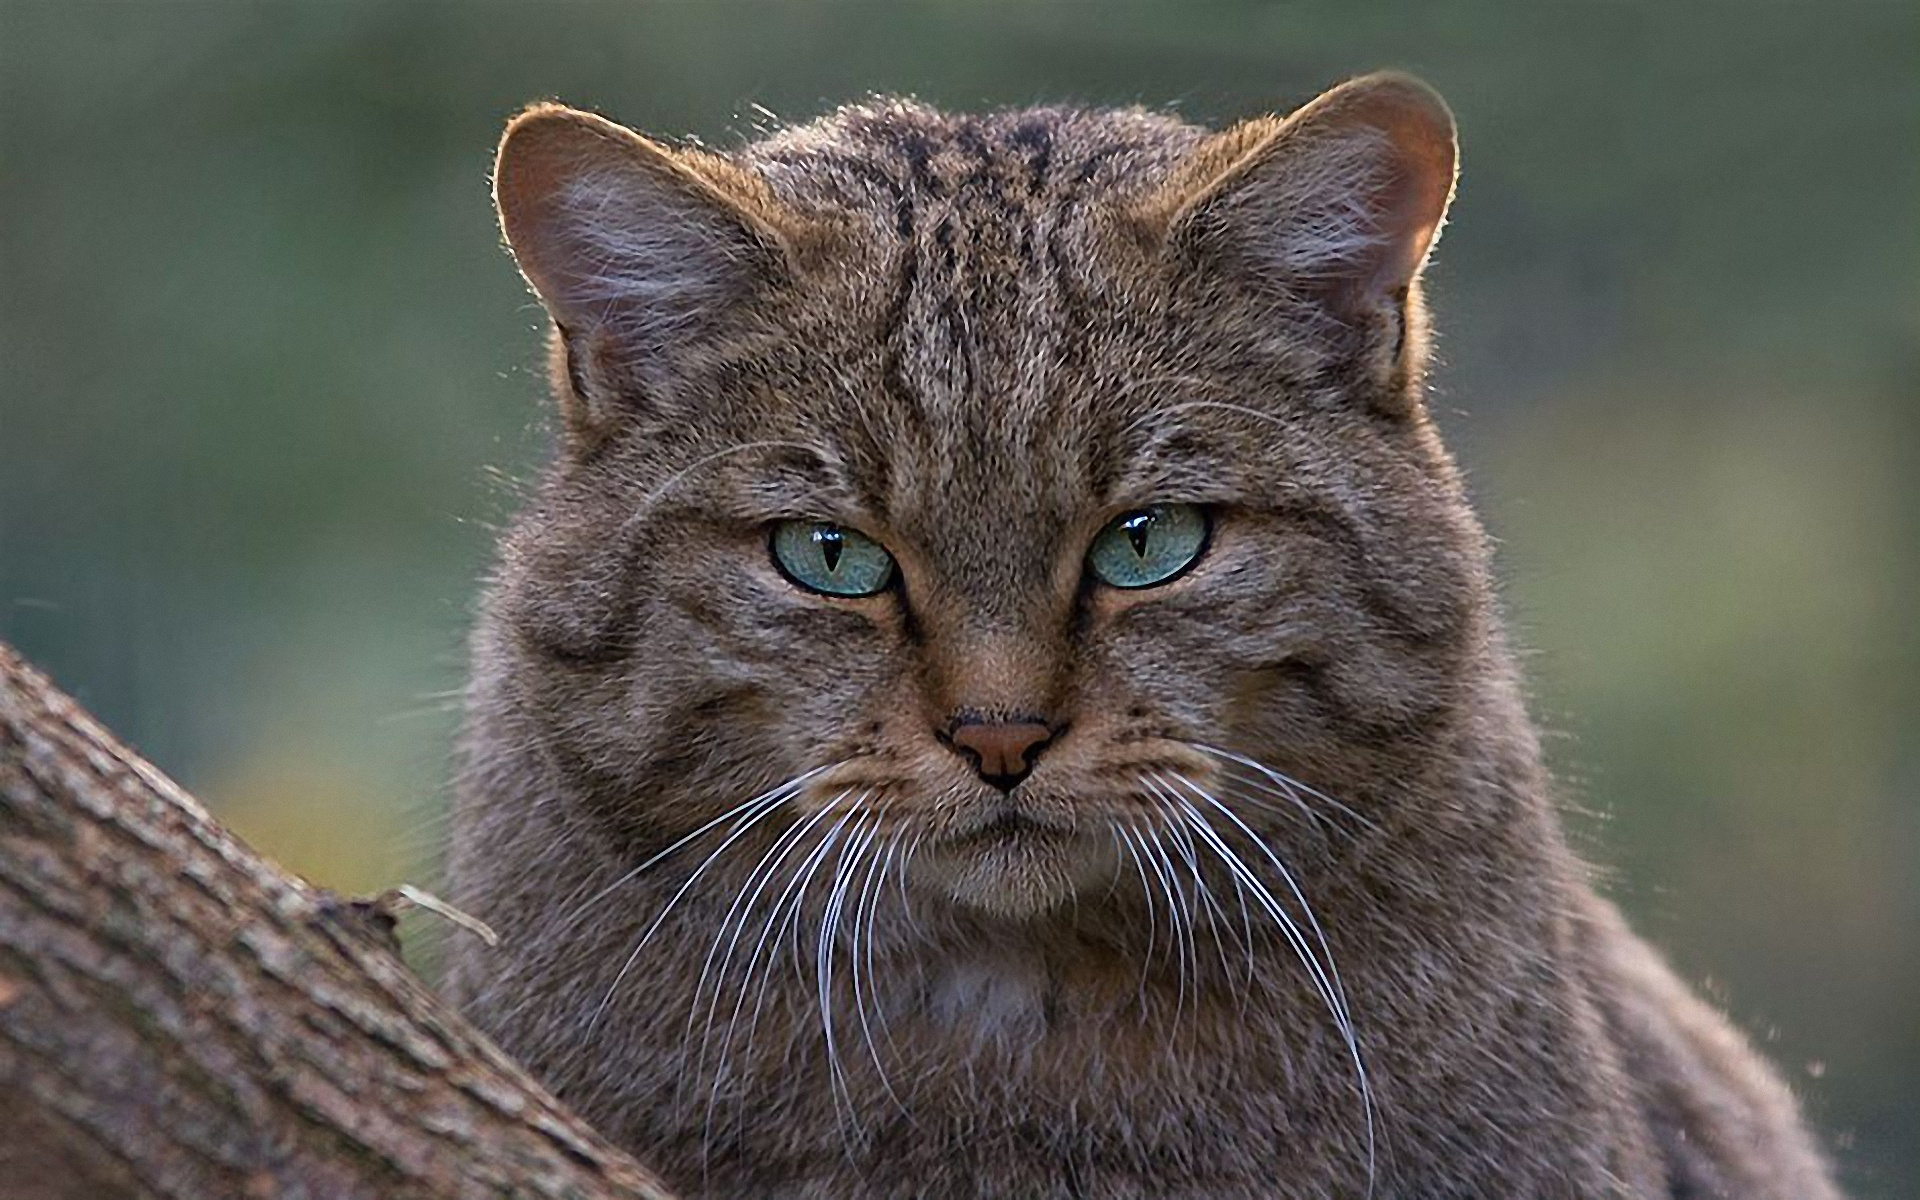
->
[[0, 642, 679, 1200]]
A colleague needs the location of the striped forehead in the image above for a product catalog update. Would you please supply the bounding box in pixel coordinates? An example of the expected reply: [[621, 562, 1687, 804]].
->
[[757, 103, 1199, 426], [749, 106, 1210, 569]]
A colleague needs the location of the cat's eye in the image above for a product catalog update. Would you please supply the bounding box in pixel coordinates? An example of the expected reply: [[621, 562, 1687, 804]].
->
[[1087, 504, 1210, 589], [770, 521, 896, 597]]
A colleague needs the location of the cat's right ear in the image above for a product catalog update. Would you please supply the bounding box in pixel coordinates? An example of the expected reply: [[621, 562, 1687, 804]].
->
[[493, 104, 802, 447]]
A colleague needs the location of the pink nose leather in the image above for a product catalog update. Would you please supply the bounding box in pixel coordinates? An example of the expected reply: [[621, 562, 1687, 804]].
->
[[948, 721, 1054, 786]]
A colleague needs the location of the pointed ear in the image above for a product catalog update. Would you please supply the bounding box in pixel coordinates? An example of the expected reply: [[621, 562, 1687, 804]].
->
[[1141, 72, 1457, 384], [493, 104, 801, 443]]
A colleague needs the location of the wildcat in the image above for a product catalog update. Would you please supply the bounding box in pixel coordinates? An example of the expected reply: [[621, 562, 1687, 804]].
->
[[443, 73, 1842, 1198]]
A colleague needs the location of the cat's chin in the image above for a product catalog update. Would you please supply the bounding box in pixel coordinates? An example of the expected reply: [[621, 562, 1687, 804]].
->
[[913, 820, 1119, 920]]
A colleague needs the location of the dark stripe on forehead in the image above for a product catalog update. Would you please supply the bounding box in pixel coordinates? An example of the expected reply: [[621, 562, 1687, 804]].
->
[[1006, 116, 1055, 198], [761, 106, 1209, 511], [767, 150, 937, 443], [954, 120, 994, 179], [897, 126, 941, 197]]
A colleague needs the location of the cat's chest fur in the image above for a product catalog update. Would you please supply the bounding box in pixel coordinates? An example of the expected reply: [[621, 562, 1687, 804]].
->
[[468, 849, 1647, 1199], [599, 935, 1637, 1199], [921, 942, 1052, 1040]]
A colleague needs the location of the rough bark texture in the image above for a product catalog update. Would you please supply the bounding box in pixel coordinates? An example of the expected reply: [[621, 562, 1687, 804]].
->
[[0, 642, 679, 1200]]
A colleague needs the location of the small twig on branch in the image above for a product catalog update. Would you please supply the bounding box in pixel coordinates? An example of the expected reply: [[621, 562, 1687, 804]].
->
[[0, 642, 679, 1200]]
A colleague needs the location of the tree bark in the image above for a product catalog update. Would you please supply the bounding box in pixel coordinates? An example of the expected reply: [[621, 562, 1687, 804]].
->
[[0, 642, 679, 1200]]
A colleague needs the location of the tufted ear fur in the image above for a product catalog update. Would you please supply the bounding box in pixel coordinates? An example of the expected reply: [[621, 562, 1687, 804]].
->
[[1140, 73, 1457, 397], [493, 104, 804, 446]]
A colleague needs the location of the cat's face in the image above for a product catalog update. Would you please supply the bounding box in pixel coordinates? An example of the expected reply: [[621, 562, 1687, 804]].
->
[[483, 77, 1479, 921]]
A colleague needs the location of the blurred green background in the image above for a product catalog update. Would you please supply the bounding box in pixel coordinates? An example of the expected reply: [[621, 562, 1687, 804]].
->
[[2, 1, 1914, 1190]]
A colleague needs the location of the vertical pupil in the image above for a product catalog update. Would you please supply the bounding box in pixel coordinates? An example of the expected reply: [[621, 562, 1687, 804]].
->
[[815, 527, 845, 572], [1123, 512, 1153, 558]]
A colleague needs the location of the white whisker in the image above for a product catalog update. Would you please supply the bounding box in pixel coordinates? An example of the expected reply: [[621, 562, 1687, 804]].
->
[[708, 788, 865, 1136], [1134, 813, 1196, 1028], [1145, 774, 1242, 985], [1164, 772, 1377, 1192], [555, 764, 831, 939], [691, 791, 860, 1152], [691, 791, 846, 1109], [1113, 821, 1162, 1016], [701, 795, 861, 1153], [851, 827, 911, 1115], [586, 774, 811, 1034], [1190, 743, 1375, 831], [818, 812, 880, 1145]]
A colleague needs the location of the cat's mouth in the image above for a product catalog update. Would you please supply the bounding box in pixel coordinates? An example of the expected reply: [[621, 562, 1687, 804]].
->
[[915, 804, 1113, 918], [944, 809, 1066, 848]]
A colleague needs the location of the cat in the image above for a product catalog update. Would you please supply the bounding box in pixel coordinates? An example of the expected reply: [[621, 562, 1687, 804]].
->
[[443, 72, 1843, 1198]]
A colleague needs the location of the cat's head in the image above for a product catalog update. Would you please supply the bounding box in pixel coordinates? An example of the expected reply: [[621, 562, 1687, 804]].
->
[[478, 74, 1485, 920]]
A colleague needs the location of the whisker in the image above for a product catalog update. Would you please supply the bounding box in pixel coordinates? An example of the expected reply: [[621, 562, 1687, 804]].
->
[[714, 790, 869, 1119], [1188, 743, 1375, 832], [1178, 777, 1355, 1030], [556, 764, 832, 938], [1112, 821, 1162, 1017], [1145, 775, 1243, 986], [850, 826, 911, 1115], [624, 439, 827, 535], [894, 830, 923, 917], [818, 812, 880, 1146], [1165, 773, 1377, 1192], [693, 792, 871, 1148], [1136, 787, 1198, 1013], [700, 794, 861, 1160], [1164, 791, 1344, 1026], [777, 805, 864, 1149], [1228, 843, 1259, 989], [1134, 812, 1196, 1029], [586, 776, 808, 1033], [689, 791, 846, 1110]]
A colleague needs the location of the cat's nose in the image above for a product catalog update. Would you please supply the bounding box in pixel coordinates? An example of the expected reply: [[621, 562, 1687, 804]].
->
[[945, 717, 1056, 791]]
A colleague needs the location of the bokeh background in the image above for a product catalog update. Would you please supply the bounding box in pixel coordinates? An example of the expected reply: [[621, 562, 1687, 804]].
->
[[2, 1, 1914, 1190]]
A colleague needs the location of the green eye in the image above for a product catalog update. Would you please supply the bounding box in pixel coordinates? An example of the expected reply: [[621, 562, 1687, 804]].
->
[[1087, 504, 1210, 589], [770, 521, 896, 597]]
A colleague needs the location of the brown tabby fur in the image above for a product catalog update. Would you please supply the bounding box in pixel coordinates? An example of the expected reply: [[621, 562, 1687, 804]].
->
[[444, 74, 1841, 1198]]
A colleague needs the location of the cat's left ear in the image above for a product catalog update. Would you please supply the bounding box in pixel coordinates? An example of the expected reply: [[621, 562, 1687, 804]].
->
[[493, 103, 810, 448], [1141, 72, 1457, 398]]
